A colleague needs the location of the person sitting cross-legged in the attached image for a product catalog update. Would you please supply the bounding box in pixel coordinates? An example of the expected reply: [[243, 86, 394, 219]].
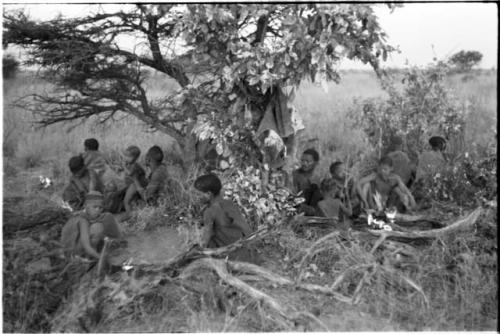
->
[[60, 191, 122, 260]]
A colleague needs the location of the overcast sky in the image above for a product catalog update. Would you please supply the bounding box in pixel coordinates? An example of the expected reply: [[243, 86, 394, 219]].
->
[[2, 2, 498, 69]]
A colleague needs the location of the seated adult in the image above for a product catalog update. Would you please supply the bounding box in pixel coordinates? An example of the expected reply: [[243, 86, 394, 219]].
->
[[62, 156, 104, 211], [60, 191, 122, 260], [134, 145, 169, 205], [292, 148, 323, 216], [415, 136, 447, 183], [356, 156, 416, 213], [387, 136, 414, 187]]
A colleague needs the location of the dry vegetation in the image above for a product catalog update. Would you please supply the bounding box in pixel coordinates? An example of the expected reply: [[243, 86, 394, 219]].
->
[[3, 68, 497, 332]]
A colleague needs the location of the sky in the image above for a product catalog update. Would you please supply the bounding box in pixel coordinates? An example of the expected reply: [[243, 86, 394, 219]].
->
[[1, 2, 498, 69]]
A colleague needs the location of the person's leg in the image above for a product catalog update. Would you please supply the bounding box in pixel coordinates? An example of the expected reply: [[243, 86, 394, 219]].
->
[[89, 223, 105, 252], [361, 182, 374, 210], [123, 183, 138, 214]]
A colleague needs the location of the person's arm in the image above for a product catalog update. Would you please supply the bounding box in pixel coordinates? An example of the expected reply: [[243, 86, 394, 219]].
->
[[200, 209, 214, 248], [339, 201, 352, 217], [225, 203, 252, 236], [62, 184, 83, 211], [78, 219, 100, 259]]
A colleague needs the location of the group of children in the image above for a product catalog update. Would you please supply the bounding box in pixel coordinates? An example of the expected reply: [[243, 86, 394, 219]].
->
[[60, 135, 446, 265]]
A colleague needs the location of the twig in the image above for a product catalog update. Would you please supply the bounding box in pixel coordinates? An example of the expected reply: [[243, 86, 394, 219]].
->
[[296, 231, 341, 283]]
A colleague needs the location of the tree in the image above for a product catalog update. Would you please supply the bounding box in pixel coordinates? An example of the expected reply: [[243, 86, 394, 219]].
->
[[3, 4, 395, 165], [448, 50, 483, 72]]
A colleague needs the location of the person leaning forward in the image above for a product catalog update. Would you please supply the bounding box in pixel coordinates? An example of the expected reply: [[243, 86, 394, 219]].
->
[[60, 191, 122, 260]]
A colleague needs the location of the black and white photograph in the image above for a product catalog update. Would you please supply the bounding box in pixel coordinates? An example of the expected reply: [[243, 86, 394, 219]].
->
[[2, 1, 497, 332]]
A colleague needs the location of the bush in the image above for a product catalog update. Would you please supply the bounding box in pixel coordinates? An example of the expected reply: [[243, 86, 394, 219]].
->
[[350, 62, 466, 162], [3, 55, 19, 79]]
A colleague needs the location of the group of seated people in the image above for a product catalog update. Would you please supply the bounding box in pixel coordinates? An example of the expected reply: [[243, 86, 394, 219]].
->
[[60, 135, 447, 265], [291, 135, 448, 223], [60, 138, 259, 264]]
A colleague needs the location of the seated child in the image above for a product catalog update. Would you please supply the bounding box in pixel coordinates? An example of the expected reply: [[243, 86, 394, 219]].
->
[[356, 156, 417, 212], [60, 191, 122, 260], [134, 145, 169, 205], [81, 138, 107, 178], [292, 148, 323, 216], [121, 145, 148, 214], [194, 174, 259, 263], [62, 155, 105, 211], [317, 178, 352, 221]]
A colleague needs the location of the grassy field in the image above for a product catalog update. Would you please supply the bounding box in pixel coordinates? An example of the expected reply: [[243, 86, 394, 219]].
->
[[3, 68, 496, 181], [2, 68, 497, 332]]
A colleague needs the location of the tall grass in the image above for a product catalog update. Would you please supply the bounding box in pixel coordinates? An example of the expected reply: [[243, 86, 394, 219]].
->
[[295, 69, 497, 177]]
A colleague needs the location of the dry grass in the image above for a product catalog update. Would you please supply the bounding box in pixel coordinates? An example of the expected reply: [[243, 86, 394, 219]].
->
[[2, 68, 497, 332]]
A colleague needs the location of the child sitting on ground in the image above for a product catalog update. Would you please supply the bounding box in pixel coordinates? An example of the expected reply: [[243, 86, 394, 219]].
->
[[317, 178, 352, 222], [134, 145, 169, 205], [121, 145, 148, 214], [81, 138, 107, 178], [356, 156, 416, 213], [292, 148, 323, 216], [60, 191, 122, 260], [194, 174, 260, 263]]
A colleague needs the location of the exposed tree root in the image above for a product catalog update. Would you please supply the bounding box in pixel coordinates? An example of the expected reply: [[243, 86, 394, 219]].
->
[[368, 207, 482, 240]]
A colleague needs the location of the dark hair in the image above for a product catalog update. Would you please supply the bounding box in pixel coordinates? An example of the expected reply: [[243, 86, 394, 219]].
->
[[320, 178, 338, 194], [391, 136, 403, 147], [146, 145, 164, 163], [303, 148, 319, 162], [429, 136, 446, 151], [329, 161, 343, 175], [69, 155, 85, 174], [125, 145, 141, 160], [379, 156, 393, 167], [84, 138, 99, 151], [194, 174, 222, 196]]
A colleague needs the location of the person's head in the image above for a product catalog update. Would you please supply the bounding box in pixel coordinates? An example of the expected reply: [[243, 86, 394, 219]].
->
[[68, 155, 86, 177], [377, 156, 393, 179], [329, 161, 345, 179], [194, 174, 222, 203], [124, 145, 141, 164], [85, 191, 104, 219], [390, 136, 404, 151], [145, 145, 164, 167], [320, 178, 339, 198], [300, 148, 319, 172], [84, 138, 99, 152], [429, 136, 446, 152]]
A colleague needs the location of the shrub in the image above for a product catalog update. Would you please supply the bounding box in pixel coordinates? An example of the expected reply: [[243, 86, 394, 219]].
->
[[3, 55, 19, 80], [349, 62, 466, 162]]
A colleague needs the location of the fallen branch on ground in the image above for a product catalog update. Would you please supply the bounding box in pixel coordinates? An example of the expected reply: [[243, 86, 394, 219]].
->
[[367, 207, 482, 240]]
